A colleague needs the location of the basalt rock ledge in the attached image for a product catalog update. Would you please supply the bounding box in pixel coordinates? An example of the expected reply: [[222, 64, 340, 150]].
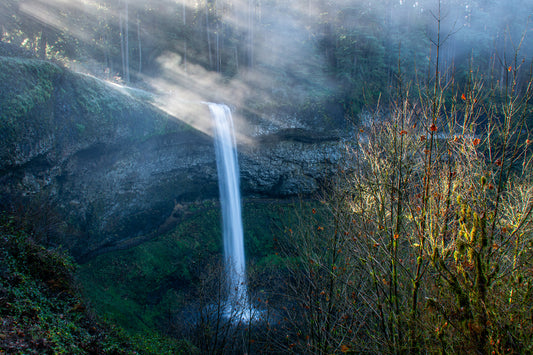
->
[[0, 55, 343, 259]]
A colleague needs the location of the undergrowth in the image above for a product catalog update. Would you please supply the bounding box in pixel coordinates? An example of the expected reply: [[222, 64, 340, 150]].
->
[[76, 199, 295, 345], [0, 216, 192, 354]]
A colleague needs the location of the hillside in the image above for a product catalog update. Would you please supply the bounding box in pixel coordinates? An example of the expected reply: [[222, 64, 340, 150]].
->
[[0, 220, 195, 353]]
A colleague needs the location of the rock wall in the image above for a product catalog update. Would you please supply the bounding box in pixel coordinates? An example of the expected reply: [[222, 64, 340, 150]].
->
[[240, 130, 344, 196], [0, 55, 345, 258]]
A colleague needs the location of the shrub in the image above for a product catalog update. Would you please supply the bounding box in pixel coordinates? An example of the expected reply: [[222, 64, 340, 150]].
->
[[281, 17, 533, 354]]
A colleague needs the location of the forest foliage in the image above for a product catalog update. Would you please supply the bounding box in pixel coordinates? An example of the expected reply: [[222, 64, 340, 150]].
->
[[3, 0, 532, 122], [0, 216, 195, 354], [1, 0, 533, 353], [275, 10, 533, 353]]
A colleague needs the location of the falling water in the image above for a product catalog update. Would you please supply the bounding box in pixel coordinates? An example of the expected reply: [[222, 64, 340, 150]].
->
[[208, 103, 249, 316]]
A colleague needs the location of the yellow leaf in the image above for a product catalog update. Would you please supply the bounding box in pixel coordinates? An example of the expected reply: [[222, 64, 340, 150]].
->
[[341, 344, 350, 353]]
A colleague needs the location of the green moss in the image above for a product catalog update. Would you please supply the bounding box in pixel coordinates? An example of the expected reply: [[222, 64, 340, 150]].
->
[[0, 56, 199, 169], [0, 57, 61, 124]]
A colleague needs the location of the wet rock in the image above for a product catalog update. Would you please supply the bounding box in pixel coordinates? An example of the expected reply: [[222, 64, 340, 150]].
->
[[0, 57, 346, 258]]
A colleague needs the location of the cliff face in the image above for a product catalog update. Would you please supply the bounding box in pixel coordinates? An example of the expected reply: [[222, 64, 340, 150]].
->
[[240, 130, 343, 196], [0, 55, 344, 258]]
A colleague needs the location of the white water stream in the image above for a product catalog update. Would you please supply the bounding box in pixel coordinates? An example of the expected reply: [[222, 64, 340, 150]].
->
[[208, 103, 250, 317]]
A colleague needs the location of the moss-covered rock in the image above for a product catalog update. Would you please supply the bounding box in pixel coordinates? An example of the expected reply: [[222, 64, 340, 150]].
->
[[0, 55, 217, 258]]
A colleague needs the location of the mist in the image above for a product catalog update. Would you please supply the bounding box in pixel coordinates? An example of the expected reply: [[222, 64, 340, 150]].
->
[[2, 0, 532, 137]]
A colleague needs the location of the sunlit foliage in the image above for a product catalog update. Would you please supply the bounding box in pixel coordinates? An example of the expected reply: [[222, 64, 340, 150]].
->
[[280, 12, 533, 353]]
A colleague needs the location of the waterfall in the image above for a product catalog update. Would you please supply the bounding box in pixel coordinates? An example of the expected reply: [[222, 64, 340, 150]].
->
[[208, 103, 249, 315]]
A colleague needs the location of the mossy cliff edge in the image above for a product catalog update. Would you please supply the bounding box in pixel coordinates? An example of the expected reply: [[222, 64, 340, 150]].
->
[[0, 46, 344, 260], [0, 54, 216, 258]]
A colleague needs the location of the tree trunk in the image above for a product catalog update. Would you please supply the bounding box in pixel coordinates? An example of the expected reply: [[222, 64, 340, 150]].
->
[[124, 0, 130, 82], [248, 0, 253, 68], [137, 13, 142, 75], [206, 2, 213, 69], [39, 30, 47, 59], [216, 24, 220, 73], [103, 31, 110, 79], [120, 11, 125, 80], [182, 2, 187, 72]]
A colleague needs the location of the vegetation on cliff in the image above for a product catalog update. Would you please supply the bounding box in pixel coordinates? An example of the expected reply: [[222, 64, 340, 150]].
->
[[0, 53, 176, 152], [0, 216, 194, 354]]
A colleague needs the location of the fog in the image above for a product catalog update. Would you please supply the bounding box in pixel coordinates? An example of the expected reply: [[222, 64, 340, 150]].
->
[[3, 0, 532, 138]]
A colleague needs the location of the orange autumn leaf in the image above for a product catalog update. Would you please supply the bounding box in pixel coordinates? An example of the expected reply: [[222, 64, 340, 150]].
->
[[508, 66, 512, 72], [430, 123, 438, 132], [473, 138, 481, 146], [461, 93, 466, 101], [400, 129, 408, 135], [341, 345, 350, 353]]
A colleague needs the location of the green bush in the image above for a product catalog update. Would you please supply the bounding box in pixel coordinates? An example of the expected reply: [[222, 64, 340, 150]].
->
[[0, 216, 193, 354], [279, 23, 533, 354]]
